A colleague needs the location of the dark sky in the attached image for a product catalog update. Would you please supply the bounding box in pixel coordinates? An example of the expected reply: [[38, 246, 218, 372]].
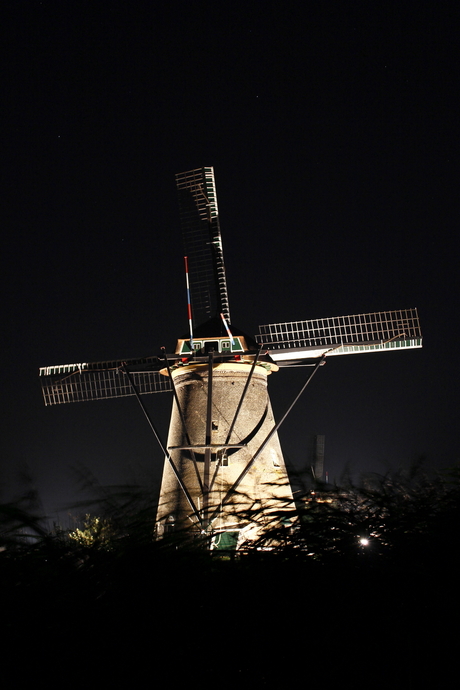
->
[[2, 2, 458, 517]]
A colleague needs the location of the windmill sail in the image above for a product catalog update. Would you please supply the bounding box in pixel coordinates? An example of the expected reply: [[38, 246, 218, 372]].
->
[[257, 308, 422, 366], [39, 356, 171, 406], [176, 167, 231, 326]]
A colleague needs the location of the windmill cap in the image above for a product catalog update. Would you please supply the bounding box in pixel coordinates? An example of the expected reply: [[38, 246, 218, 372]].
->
[[182, 316, 259, 350]]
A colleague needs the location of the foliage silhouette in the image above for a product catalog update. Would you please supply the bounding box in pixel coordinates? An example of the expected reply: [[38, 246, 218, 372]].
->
[[1, 462, 458, 685]]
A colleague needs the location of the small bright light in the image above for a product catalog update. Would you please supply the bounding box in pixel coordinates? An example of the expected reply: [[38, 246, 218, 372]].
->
[[359, 538, 369, 546]]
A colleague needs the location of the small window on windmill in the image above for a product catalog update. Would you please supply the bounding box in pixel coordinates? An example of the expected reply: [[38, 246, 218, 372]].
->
[[165, 514, 175, 533], [193, 341, 202, 352], [221, 340, 231, 352], [216, 448, 228, 466]]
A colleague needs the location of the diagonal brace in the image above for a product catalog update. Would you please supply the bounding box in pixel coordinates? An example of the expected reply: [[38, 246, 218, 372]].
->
[[162, 349, 204, 494], [209, 354, 326, 524], [210, 345, 263, 491], [121, 365, 203, 528]]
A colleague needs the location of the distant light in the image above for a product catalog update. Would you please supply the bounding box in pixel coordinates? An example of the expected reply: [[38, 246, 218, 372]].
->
[[359, 537, 369, 546]]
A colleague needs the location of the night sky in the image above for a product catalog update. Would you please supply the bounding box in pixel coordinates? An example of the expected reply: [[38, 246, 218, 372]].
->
[[3, 2, 458, 518]]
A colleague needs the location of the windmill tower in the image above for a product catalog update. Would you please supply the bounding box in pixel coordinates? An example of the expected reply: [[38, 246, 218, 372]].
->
[[39, 166, 423, 547], [155, 168, 294, 543]]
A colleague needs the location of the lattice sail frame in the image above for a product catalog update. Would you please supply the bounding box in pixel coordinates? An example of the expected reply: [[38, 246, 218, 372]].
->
[[176, 167, 231, 326], [39, 356, 171, 406], [257, 309, 422, 364]]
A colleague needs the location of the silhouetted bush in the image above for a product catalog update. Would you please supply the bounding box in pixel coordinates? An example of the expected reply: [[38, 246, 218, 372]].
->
[[1, 463, 458, 685]]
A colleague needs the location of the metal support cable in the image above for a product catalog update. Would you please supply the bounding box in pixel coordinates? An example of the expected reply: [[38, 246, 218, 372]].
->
[[161, 349, 204, 494], [202, 351, 214, 529], [121, 365, 202, 528], [225, 344, 263, 446], [209, 354, 326, 524], [209, 345, 263, 492]]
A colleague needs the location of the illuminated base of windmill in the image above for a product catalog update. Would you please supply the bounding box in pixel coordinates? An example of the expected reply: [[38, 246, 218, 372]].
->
[[156, 358, 295, 548]]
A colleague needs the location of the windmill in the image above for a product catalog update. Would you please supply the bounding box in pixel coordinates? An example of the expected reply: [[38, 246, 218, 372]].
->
[[39, 167, 422, 547]]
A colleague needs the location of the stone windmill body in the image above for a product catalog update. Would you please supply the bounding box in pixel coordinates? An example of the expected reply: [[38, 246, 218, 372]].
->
[[40, 167, 422, 546]]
